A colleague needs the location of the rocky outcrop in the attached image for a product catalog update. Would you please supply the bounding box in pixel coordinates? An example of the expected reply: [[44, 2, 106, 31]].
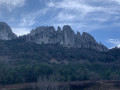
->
[[0, 22, 17, 40], [25, 25, 108, 51], [0, 22, 107, 51]]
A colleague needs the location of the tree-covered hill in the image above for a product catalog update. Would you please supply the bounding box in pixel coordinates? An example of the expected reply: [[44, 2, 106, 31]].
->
[[0, 39, 120, 84], [0, 39, 119, 65]]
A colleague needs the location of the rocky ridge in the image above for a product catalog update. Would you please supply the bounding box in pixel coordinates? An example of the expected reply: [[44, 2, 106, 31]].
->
[[0, 22, 17, 40], [0, 22, 107, 51], [23, 25, 108, 51]]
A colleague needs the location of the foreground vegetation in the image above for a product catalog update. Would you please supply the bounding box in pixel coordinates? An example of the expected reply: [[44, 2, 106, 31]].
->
[[0, 39, 120, 85], [1, 81, 120, 90]]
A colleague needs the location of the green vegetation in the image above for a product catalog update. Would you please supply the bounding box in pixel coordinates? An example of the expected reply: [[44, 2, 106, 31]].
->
[[0, 39, 120, 84]]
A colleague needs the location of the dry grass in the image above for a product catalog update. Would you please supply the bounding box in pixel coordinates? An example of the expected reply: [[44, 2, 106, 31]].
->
[[0, 80, 120, 90]]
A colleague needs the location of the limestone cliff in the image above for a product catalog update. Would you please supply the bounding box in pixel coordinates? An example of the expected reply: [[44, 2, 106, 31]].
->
[[25, 25, 107, 51], [0, 22, 17, 40], [0, 22, 107, 51]]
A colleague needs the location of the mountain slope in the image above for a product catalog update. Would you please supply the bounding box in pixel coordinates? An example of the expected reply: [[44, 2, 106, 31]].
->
[[0, 39, 120, 84], [0, 39, 119, 65]]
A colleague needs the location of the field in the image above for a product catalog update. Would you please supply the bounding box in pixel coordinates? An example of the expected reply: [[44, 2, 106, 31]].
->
[[1, 81, 120, 90]]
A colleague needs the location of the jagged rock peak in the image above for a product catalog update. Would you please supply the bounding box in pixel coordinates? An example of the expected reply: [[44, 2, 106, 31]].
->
[[57, 26, 61, 31], [0, 22, 17, 40], [63, 25, 72, 29], [63, 25, 74, 32], [77, 31, 81, 36], [82, 32, 96, 41], [26, 25, 108, 51], [36, 26, 55, 31], [57, 26, 61, 30], [30, 26, 56, 36], [82, 32, 93, 38]]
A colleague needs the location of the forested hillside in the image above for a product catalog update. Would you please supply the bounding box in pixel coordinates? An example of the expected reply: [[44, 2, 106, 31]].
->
[[0, 39, 120, 84]]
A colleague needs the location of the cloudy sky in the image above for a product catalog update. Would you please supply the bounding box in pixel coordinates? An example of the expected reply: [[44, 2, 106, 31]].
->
[[0, 0, 120, 48]]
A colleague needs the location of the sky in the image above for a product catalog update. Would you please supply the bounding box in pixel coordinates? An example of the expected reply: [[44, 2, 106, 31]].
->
[[0, 0, 120, 48]]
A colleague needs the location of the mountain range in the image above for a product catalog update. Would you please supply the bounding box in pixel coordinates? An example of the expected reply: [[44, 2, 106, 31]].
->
[[0, 22, 107, 51], [0, 22, 120, 85]]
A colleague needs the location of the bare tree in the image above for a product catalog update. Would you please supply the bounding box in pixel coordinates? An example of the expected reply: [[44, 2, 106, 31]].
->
[[37, 74, 70, 90]]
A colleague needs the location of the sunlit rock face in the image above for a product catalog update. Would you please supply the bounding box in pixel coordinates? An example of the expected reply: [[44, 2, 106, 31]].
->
[[0, 22, 108, 51], [0, 22, 17, 40], [26, 25, 108, 51]]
